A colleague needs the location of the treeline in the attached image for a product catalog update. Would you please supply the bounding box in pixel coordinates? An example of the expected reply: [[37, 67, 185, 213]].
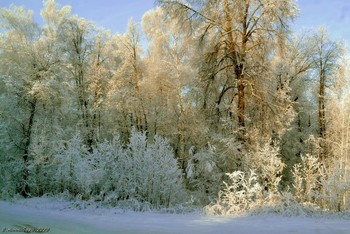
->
[[0, 0, 349, 213]]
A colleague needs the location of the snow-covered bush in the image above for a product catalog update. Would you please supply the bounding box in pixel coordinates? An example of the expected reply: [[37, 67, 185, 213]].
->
[[26, 129, 62, 196], [292, 154, 322, 203], [49, 129, 187, 209], [247, 141, 285, 193], [53, 134, 89, 195], [0, 156, 23, 199], [204, 170, 263, 215], [318, 159, 350, 211], [204, 140, 288, 216], [120, 130, 187, 208], [90, 136, 126, 198], [185, 143, 223, 204], [250, 191, 307, 217], [292, 154, 350, 212], [0, 119, 27, 198]]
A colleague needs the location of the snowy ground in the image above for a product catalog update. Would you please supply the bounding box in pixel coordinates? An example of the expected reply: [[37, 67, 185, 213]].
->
[[1, 198, 350, 234]]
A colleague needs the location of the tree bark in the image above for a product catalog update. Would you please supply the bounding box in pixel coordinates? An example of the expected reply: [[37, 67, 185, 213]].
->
[[237, 65, 245, 129], [318, 68, 327, 160], [319, 69, 326, 138], [224, 0, 247, 137], [21, 98, 37, 198]]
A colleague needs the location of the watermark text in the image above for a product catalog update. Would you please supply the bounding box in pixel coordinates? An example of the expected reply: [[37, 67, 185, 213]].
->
[[2, 227, 50, 233]]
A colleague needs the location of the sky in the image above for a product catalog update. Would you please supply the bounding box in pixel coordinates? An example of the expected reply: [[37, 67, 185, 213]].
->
[[0, 0, 155, 34], [0, 0, 349, 46], [294, 0, 350, 46]]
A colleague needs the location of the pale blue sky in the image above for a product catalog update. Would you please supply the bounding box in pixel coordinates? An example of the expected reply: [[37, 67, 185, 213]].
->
[[0, 0, 155, 34], [294, 0, 350, 45], [0, 0, 349, 45]]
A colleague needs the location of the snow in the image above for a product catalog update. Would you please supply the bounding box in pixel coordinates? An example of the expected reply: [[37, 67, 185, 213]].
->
[[1, 198, 350, 234]]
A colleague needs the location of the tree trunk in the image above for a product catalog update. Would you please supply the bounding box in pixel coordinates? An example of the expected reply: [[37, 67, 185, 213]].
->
[[237, 65, 245, 129], [319, 70, 326, 138], [224, 0, 246, 138], [21, 98, 37, 198], [176, 132, 185, 169], [319, 69, 327, 159]]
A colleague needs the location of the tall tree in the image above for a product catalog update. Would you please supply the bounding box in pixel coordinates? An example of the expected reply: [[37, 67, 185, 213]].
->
[[57, 13, 104, 151], [142, 7, 199, 165], [107, 20, 146, 142], [157, 0, 298, 140], [310, 29, 342, 140], [0, 4, 62, 196]]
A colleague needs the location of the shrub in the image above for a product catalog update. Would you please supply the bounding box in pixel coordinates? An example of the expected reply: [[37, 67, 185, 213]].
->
[[318, 159, 350, 211], [185, 143, 223, 204], [292, 154, 350, 212], [204, 170, 263, 215], [247, 141, 285, 193], [292, 154, 322, 203], [49, 129, 187, 209]]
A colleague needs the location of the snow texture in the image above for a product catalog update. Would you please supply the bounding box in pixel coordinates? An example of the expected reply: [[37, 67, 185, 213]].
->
[[1, 198, 350, 234]]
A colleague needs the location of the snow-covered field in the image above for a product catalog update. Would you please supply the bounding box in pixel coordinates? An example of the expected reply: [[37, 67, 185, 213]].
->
[[1, 198, 350, 234]]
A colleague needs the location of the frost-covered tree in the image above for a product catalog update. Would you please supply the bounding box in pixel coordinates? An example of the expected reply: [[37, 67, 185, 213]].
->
[[0, 4, 63, 197], [1, 0, 350, 214], [157, 0, 298, 139], [107, 20, 147, 143], [320, 58, 350, 211], [142, 8, 203, 166], [57, 15, 98, 150], [310, 29, 342, 140], [0, 0, 114, 198], [277, 34, 315, 185]]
